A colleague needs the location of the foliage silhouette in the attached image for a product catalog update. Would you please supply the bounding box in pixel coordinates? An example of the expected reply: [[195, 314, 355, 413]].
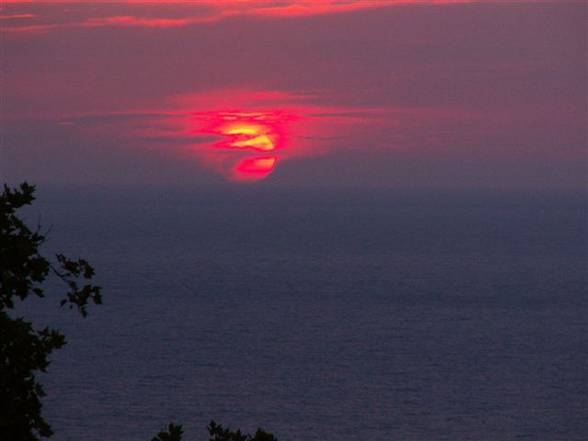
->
[[152, 423, 184, 441], [207, 420, 278, 441], [153, 421, 278, 441], [0, 182, 102, 440], [0, 182, 278, 441]]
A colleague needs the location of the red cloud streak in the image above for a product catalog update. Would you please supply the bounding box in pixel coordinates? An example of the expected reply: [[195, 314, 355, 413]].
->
[[2, 0, 480, 33]]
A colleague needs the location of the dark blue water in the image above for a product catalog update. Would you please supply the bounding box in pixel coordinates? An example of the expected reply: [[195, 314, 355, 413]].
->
[[21, 187, 588, 441]]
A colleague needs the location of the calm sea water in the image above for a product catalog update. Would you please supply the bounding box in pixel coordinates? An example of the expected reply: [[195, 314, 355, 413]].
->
[[21, 187, 588, 441]]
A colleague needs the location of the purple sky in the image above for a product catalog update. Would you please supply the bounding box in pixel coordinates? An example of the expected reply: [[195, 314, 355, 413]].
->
[[1, 1, 586, 188]]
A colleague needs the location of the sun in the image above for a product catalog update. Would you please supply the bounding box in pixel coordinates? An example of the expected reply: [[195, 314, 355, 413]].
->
[[192, 109, 293, 181], [223, 124, 276, 151]]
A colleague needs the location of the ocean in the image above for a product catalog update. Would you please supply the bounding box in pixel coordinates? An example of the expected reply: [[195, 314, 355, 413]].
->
[[19, 186, 587, 441]]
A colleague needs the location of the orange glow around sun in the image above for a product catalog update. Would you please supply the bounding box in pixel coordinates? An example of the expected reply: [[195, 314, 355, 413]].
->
[[192, 110, 295, 181], [131, 89, 373, 183]]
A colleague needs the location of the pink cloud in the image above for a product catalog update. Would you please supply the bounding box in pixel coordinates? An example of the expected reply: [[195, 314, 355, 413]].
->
[[82, 15, 207, 28], [0, 13, 36, 19], [0, 0, 481, 33]]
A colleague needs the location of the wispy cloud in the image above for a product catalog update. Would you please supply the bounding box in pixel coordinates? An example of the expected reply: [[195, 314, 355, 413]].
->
[[1, 0, 478, 33], [82, 15, 212, 28], [0, 13, 36, 19]]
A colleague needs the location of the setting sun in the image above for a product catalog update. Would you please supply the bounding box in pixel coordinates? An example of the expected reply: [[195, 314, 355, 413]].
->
[[234, 156, 278, 181], [223, 125, 276, 151], [191, 108, 295, 181]]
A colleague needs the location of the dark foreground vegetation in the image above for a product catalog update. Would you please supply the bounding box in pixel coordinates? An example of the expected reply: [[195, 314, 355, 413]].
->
[[0, 183, 277, 441]]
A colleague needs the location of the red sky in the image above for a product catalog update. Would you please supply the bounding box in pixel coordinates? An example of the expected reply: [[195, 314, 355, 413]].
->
[[1, 1, 585, 187]]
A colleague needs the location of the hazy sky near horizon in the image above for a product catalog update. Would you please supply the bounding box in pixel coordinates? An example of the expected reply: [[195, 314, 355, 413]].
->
[[1, 1, 586, 188]]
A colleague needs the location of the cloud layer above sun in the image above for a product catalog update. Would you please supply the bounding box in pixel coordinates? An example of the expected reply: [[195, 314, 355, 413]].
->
[[0, 0, 506, 33]]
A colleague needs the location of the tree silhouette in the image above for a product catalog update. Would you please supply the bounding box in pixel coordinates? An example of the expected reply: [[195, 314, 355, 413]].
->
[[0, 183, 102, 440], [153, 421, 278, 441], [0, 182, 279, 441]]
